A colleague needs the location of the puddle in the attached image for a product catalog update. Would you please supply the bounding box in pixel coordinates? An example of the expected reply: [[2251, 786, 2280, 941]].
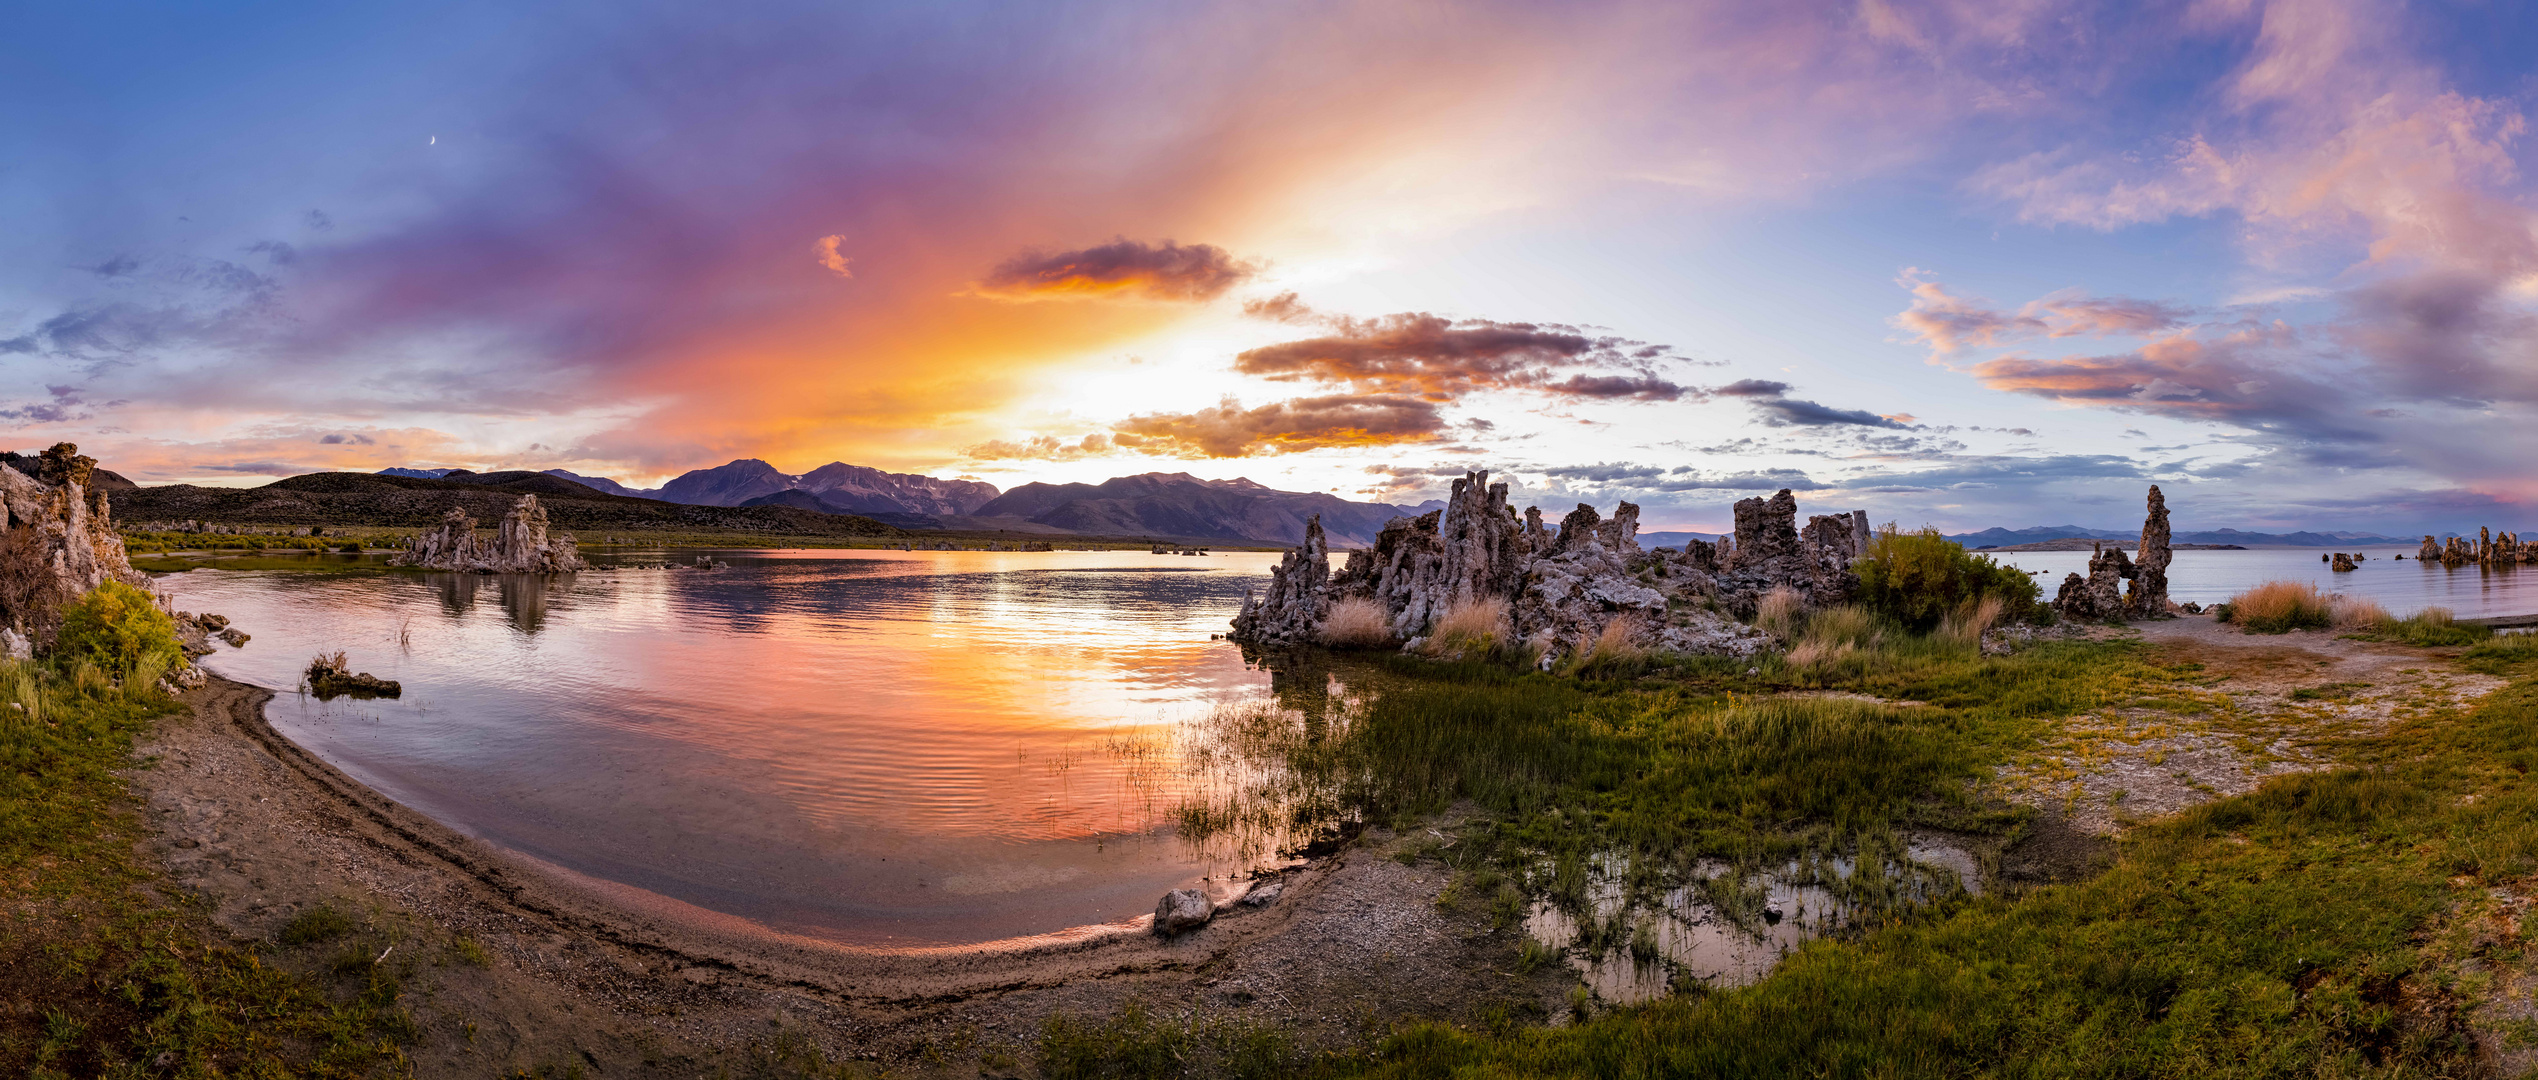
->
[[1525, 838, 1981, 1004]]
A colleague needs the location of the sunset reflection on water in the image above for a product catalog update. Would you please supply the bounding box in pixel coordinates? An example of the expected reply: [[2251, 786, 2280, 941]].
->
[[159, 549, 1292, 946]]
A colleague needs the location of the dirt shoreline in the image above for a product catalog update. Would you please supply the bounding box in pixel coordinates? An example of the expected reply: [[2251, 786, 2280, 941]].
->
[[128, 676, 1566, 1076]]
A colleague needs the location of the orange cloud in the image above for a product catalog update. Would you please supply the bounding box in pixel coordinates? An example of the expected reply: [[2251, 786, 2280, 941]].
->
[[815, 235, 852, 278], [1892, 272, 2188, 355], [1234, 312, 1685, 401], [971, 238, 1254, 302], [1107, 395, 1446, 458]]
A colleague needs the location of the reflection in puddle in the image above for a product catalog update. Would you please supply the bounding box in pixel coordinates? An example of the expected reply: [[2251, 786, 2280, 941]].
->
[[1524, 840, 1982, 1004]]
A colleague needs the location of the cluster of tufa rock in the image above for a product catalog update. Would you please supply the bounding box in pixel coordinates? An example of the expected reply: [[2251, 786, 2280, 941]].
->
[[2049, 486, 2174, 623], [392, 494, 587, 573], [2420, 528, 2538, 568], [1229, 472, 1874, 663], [0, 443, 162, 647]]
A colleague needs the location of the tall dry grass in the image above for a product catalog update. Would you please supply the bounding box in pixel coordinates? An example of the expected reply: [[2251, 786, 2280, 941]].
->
[[2217, 580, 2335, 634], [1787, 605, 1879, 669], [2328, 594, 2389, 630], [1756, 586, 1805, 642], [1562, 616, 1648, 676], [1422, 596, 1512, 659], [1319, 596, 1393, 649], [1937, 595, 2007, 649]]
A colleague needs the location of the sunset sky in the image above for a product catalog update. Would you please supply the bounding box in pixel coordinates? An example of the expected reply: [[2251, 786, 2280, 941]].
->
[[9, 1, 2538, 532]]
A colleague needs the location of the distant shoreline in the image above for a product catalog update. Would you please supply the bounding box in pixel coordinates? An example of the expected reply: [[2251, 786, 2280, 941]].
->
[[1975, 540, 2251, 552]]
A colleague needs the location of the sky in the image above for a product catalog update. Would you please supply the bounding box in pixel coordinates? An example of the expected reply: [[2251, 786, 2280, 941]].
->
[[7, 0, 2538, 534]]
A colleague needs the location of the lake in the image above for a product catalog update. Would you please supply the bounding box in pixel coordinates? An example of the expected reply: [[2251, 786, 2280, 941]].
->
[[1978, 545, 2538, 619], [155, 539, 2538, 952], [159, 549, 1287, 948]]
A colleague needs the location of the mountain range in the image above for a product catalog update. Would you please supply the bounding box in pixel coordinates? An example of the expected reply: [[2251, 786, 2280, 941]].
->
[[359, 463, 2439, 548], [372, 461, 1435, 545]]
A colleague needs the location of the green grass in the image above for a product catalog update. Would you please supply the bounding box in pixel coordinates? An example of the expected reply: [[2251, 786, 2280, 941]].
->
[[1062, 631, 2538, 1078], [1333, 674, 2538, 1078], [1181, 636, 2167, 923], [1038, 1001, 1306, 1080], [2289, 681, 2373, 701], [0, 646, 416, 1076], [2349, 609, 2494, 648]]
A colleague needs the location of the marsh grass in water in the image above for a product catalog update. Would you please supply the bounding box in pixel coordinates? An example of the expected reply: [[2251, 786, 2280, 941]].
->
[[1052, 624, 2538, 1078], [1181, 635, 2170, 904]]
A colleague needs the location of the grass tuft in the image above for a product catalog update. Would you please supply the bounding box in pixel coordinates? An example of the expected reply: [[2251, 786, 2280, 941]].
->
[[2217, 579, 2334, 633], [1320, 596, 1394, 650], [1754, 586, 1804, 642], [279, 904, 355, 947], [1422, 597, 1511, 660]]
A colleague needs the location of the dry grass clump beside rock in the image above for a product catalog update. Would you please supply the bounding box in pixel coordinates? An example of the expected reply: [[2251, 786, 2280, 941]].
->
[[1421, 597, 1511, 660], [1937, 595, 2007, 649], [1319, 597, 1394, 649], [1560, 615, 1647, 677], [1755, 586, 1805, 643], [1787, 605, 1880, 669]]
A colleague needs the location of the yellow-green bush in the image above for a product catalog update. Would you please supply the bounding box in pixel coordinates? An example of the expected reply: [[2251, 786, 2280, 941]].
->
[[1853, 526, 2042, 633], [54, 581, 185, 676]]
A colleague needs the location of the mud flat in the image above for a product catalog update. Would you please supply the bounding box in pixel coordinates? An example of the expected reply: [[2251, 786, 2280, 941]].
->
[[128, 677, 1570, 1076]]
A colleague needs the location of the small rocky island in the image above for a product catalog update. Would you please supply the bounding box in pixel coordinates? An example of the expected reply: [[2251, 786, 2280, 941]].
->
[[1231, 471, 1873, 662], [1233, 475, 2190, 662], [392, 494, 588, 572], [2422, 528, 2536, 567]]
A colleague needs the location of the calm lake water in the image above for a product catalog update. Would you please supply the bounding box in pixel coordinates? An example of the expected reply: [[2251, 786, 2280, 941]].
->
[[159, 549, 1285, 947], [153, 541, 2538, 951], [1983, 545, 2538, 619]]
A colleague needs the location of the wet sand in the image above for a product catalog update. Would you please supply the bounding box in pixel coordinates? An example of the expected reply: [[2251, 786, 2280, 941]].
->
[[128, 676, 1568, 1076]]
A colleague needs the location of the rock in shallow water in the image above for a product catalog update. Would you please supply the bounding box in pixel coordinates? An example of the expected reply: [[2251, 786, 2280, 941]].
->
[[392, 494, 587, 573], [1153, 888, 1215, 937]]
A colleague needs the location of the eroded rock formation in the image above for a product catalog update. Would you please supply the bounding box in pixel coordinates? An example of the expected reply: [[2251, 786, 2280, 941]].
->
[[1233, 472, 1861, 661], [392, 495, 588, 572], [2054, 486, 2176, 623], [2331, 552, 2358, 572], [0, 442, 156, 643], [2130, 486, 2172, 618], [2422, 527, 2538, 568]]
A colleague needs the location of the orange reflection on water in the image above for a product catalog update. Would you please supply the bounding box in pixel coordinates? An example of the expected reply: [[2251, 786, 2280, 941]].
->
[[162, 549, 1291, 945]]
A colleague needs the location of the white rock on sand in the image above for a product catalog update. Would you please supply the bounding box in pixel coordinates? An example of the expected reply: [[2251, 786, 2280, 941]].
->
[[1153, 888, 1215, 936]]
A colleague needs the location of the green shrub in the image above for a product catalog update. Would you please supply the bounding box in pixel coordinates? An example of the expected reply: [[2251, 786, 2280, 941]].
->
[[1853, 526, 2042, 633], [55, 580, 186, 676]]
